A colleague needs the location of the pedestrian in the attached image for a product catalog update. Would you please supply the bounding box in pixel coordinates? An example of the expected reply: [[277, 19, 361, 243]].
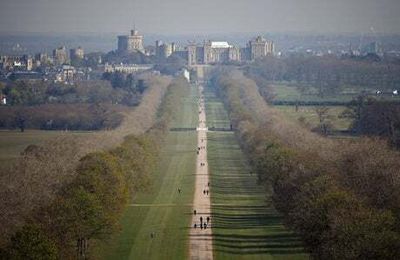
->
[[150, 232, 155, 239], [208, 182, 210, 187], [204, 223, 207, 229], [178, 188, 181, 193], [194, 209, 197, 215], [200, 216, 203, 223], [206, 190, 209, 195], [194, 223, 197, 229], [207, 217, 210, 223], [203, 190, 206, 195]]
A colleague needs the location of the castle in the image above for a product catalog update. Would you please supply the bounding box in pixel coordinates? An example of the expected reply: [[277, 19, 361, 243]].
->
[[186, 36, 274, 65], [116, 29, 274, 64], [117, 30, 145, 53]]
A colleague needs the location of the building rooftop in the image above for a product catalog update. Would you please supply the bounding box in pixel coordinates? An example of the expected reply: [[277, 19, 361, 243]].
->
[[211, 42, 231, 49]]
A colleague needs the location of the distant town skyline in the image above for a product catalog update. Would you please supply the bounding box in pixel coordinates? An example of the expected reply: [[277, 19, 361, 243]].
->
[[1, 0, 400, 35]]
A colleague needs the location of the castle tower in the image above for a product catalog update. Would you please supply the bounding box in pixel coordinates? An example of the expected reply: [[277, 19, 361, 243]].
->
[[117, 29, 145, 53]]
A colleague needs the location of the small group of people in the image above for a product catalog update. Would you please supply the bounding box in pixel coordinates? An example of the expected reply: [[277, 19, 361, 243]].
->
[[203, 189, 209, 195], [193, 215, 211, 230], [200, 162, 206, 167]]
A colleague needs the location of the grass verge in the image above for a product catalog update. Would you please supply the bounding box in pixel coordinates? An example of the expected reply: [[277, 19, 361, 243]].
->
[[206, 89, 308, 260], [97, 83, 198, 260]]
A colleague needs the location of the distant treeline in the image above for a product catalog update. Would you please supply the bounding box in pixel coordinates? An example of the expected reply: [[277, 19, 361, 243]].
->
[[246, 57, 400, 148], [210, 69, 400, 259], [0, 73, 152, 131], [0, 103, 125, 131], [1, 75, 146, 107], [0, 77, 189, 259], [245, 55, 400, 97], [345, 98, 400, 148]]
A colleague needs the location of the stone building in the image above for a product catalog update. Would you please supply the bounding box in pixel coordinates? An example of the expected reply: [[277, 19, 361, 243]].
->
[[53, 46, 68, 65], [118, 30, 145, 53], [70, 47, 84, 60], [104, 63, 153, 74], [187, 41, 241, 65], [248, 36, 274, 60], [155, 41, 176, 60]]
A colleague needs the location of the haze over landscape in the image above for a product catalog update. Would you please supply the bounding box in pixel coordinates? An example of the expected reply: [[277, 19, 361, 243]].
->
[[1, 0, 400, 34], [1, 0, 400, 259]]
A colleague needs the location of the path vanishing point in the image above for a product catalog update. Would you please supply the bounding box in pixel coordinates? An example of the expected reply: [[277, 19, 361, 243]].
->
[[189, 82, 213, 260]]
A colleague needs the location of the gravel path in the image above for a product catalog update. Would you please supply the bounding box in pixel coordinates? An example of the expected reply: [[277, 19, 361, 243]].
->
[[189, 83, 213, 260]]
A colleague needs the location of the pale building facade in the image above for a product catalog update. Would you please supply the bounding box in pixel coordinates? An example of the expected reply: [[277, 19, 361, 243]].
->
[[188, 41, 241, 65], [70, 47, 84, 60], [53, 46, 68, 65], [118, 30, 145, 53], [104, 63, 153, 74], [248, 36, 274, 60]]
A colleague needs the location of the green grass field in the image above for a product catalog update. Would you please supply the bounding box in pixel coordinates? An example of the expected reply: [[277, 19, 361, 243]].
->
[[97, 84, 198, 260], [204, 92, 231, 129], [0, 130, 92, 162], [271, 84, 355, 103], [205, 88, 308, 260], [271, 83, 400, 103], [276, 105, 351, 131]]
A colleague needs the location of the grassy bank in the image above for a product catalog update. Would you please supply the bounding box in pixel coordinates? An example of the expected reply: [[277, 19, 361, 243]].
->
[[97, 83, 198, 260], [0, 130, 91, 162], [205, 88, 307, 259], [275, 105, 351, 131]]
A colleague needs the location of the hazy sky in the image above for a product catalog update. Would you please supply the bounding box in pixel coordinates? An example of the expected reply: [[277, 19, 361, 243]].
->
[[1, 0, 400, 34]]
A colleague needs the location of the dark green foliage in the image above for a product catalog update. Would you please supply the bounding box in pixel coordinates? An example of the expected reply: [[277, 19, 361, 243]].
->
[[0, 78, 189, 258], [0, 103, 124, 131], [103, 50, 154, 65], [154, 54, 187, 75], [345, 98, 400, 148], [2, 79, 144, 107], [211, 69, 400, 259], [5, 224, 57, 260], [245, 55, 400, 93]]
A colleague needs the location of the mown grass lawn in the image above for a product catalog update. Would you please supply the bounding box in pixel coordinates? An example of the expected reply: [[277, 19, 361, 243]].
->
[[275, 105, 351, 131], [271, 84, 355, 103], [96, 84, 198, 260], [205, 88, 308, 260], [0, 130, 92, 162]]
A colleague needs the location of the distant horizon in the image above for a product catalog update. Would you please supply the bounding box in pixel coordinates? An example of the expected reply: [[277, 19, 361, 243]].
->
[[1, 0, 400, 36], [1, 30, 399, 37]]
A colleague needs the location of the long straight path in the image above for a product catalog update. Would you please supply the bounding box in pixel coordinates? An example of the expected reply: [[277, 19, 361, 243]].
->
[[97, 83, 198, 260], [189, 83, 213, 260]]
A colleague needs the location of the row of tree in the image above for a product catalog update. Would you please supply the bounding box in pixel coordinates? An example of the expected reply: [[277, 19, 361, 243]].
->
[[2, 77, 145, 107], [210, 69, 400, 259], [0, 77, 189, 259], [245, 55, 400, 97], [0, 103, 125, 131], [342, 97, 400, 148]]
